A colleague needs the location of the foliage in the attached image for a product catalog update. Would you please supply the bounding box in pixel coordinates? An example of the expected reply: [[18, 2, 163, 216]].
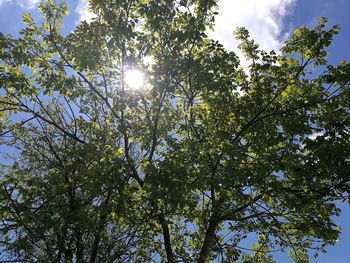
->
[[0, 0, 350, 262]]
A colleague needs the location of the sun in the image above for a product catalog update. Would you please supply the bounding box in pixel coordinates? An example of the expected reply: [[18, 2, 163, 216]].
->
[[124, 69, 145, 90]]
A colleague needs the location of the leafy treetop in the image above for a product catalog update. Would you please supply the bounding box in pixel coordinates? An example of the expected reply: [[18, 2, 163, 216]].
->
[[0, 1, 349, 262]]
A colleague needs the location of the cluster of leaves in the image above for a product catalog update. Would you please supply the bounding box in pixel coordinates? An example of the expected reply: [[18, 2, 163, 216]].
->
[[0, 0, 349, 262]]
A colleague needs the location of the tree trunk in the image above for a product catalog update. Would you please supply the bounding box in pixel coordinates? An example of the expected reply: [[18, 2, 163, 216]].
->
[[197, 216, 219, 263], [158, 213, 175, 263]]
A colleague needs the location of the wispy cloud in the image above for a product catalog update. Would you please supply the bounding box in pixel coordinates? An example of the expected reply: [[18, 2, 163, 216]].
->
[[0, 0, 41, 9], [75, 0, 95, 24], [207, 0, 296, 67], [0, 0, 11, 6]]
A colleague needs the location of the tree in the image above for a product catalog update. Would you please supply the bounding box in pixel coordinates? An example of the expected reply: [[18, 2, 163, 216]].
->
[[0, 0, 349, 262]]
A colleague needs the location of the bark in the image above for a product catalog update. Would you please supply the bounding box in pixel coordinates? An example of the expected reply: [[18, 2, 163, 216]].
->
[[158, 213, 175, 263], [75, 228, 84, 263], [197, 215, 219, 263]]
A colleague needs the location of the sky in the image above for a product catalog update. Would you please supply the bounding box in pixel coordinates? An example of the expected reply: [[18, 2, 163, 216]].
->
[[0, 0, 349, 262]]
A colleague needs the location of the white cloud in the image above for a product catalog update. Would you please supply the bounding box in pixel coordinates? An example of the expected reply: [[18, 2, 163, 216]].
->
[[0, 0, 41, 9], [75, 0, 95, 24], [0, 0, 11, 6], [307, 131, 324, 140], [22, 0, 40, 9], [207, 0, 296, 68]]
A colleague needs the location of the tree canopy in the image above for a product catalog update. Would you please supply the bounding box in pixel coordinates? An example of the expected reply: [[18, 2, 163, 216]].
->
[[0, 0, 350, 262]]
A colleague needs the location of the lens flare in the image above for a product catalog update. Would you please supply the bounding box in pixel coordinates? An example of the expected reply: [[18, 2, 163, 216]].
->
[[124, 69, 145, 90]]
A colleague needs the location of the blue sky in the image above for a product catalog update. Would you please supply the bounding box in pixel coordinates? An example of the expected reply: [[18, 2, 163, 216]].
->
[[0, 0, 349, 262]]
